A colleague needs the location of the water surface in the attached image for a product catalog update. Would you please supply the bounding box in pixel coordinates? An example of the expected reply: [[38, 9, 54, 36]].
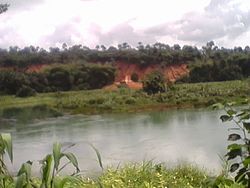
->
[[0, 108, 233, 174]]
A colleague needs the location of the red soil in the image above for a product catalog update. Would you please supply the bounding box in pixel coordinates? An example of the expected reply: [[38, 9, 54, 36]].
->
[[115, 61, 189, 83], [26, 64, 49, 73], [105, 61, 189, 90], [3, 61, 189, 90]]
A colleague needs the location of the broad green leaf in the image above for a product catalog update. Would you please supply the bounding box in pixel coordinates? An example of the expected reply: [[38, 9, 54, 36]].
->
[[220, 115, 232, 122], [226, 148, 242, 160], [243, 157, 250, 167], [63, 153, 80, 172], [90, 144, 103, 170], [227, 144, 242, 150], [243, 122, 250, 133], [236, 111, 246, 117], [15, 173, 26, 188], [41, 154, 53, 188], [230, 163, 239, 173], [238, 113, 250, 120], [53, 176, 63, 188], [17, 161, 32, 180], [1, 133, 13, 163], [53, 142, 62, 171], [228, 134, 241, 141], [235, 168, 247, 183]]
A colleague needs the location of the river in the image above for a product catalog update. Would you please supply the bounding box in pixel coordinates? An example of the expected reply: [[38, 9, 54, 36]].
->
[[0, 108, 234, 175]]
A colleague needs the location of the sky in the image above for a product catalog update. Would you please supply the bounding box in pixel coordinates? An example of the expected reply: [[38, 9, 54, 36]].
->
[[0, 0, 250, 49]]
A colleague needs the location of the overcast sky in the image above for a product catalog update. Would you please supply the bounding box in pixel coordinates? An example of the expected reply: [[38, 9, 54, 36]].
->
[[0, 0, 250, 49]]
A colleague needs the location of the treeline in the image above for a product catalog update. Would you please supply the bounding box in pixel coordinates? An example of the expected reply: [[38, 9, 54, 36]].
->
[[180, 42, 250, 82], [0, 41, 250, 87], [0, 64, 115, 96], [0, 42, 203, 68]]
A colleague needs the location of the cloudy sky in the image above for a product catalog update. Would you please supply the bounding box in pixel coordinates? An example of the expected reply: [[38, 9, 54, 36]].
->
[[0, 0, 250, 49]]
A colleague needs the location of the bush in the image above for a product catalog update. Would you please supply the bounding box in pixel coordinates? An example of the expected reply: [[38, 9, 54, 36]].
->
[[16, 86, 36, 97], [142, 71, 166, 94], [131, 72, 139, 82]]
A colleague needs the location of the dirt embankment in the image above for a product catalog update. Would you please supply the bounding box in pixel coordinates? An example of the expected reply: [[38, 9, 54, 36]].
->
[[3, 61, 189, 90], [115, 61, 189, 83], [103, 61, 189, 90]]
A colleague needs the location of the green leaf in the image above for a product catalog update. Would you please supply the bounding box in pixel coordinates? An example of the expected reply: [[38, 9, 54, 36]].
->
[[235, 168, 247, 183], [17, 161, 32, 180], [227, 143, 242, 150], [89, 144, 103, 170], [40, 154, 53, 188], [228, 134, 241, 141], [243, 157, 250, 167], [243, 122, 250, 133], [1, 133, 13, 163], [53, 142, 62, 171], [15, 173, 26, 188], [227, 110, 237, 116], [220, 115, 232, 122], [226, 148, 242, 160], [63, 153, 80, 172], [238, 113, 250, 120], [230, 163, 239, 173]]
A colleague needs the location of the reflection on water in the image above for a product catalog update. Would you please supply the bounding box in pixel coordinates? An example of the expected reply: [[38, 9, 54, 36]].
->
[[0, 108, 233, 174]]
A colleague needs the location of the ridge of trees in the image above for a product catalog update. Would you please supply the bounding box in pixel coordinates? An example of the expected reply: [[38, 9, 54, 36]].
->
[[0, 41, 250, 96], [0, 41, 249, 69]]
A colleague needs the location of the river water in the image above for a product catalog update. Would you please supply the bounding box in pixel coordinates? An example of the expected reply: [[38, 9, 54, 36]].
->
[[0, 108, 234, 174]]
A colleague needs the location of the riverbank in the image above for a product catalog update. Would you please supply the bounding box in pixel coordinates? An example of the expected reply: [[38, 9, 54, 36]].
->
[[0, 80, 249, 119], [3, 162, 243, 187]]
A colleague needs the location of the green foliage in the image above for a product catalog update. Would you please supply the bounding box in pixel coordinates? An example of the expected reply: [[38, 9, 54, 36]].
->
[[93, 162, 208, 188], [0, 71, 30, 95], [47, 67, 72, 91], [131, 72, 139, 82], [215, 104, 250, 187], [0, 133, 13, 188], [16, 86, 36, 98], [0, 64, 115, 95], [143, 71, 166, 94], [0, 80, 249, 117]]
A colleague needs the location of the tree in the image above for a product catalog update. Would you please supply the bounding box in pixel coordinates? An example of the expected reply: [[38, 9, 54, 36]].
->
[[0, 4, 9, 14], [142, 71, 166, 94]]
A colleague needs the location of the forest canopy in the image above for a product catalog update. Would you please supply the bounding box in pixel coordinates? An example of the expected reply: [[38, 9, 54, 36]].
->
[[0, 41, 250, 96]]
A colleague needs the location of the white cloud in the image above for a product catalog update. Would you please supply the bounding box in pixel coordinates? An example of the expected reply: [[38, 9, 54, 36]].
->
[[0, 0, 249, 48]]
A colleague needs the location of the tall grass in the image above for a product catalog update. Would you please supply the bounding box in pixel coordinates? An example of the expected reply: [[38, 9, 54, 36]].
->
[[0, 80, 249, 118]]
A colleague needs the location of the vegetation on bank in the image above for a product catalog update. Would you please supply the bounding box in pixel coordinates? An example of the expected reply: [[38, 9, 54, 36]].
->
[[0, 63, 115, 96], [0, 41, 250, 97], [0, 80, 249, 120]]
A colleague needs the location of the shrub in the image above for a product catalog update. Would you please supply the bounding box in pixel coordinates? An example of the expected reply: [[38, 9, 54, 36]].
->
[[16, 86, 36, 97], [142, 71, 166, 94], [125, 97, 136, 104], [131, 72, 139, 82]]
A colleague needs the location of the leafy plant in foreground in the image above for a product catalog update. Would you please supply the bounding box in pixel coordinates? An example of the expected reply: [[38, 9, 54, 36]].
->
[[40, 142, 80, 188], [15, 142, 81, 188], [0, 133, 13, 187], [215, 103, 250, 187]]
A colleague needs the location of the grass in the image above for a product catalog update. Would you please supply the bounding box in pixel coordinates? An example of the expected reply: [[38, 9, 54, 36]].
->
[[0, 80, 249, 119], [78, 162, 210, 188], [0, 163, 240, 188]]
